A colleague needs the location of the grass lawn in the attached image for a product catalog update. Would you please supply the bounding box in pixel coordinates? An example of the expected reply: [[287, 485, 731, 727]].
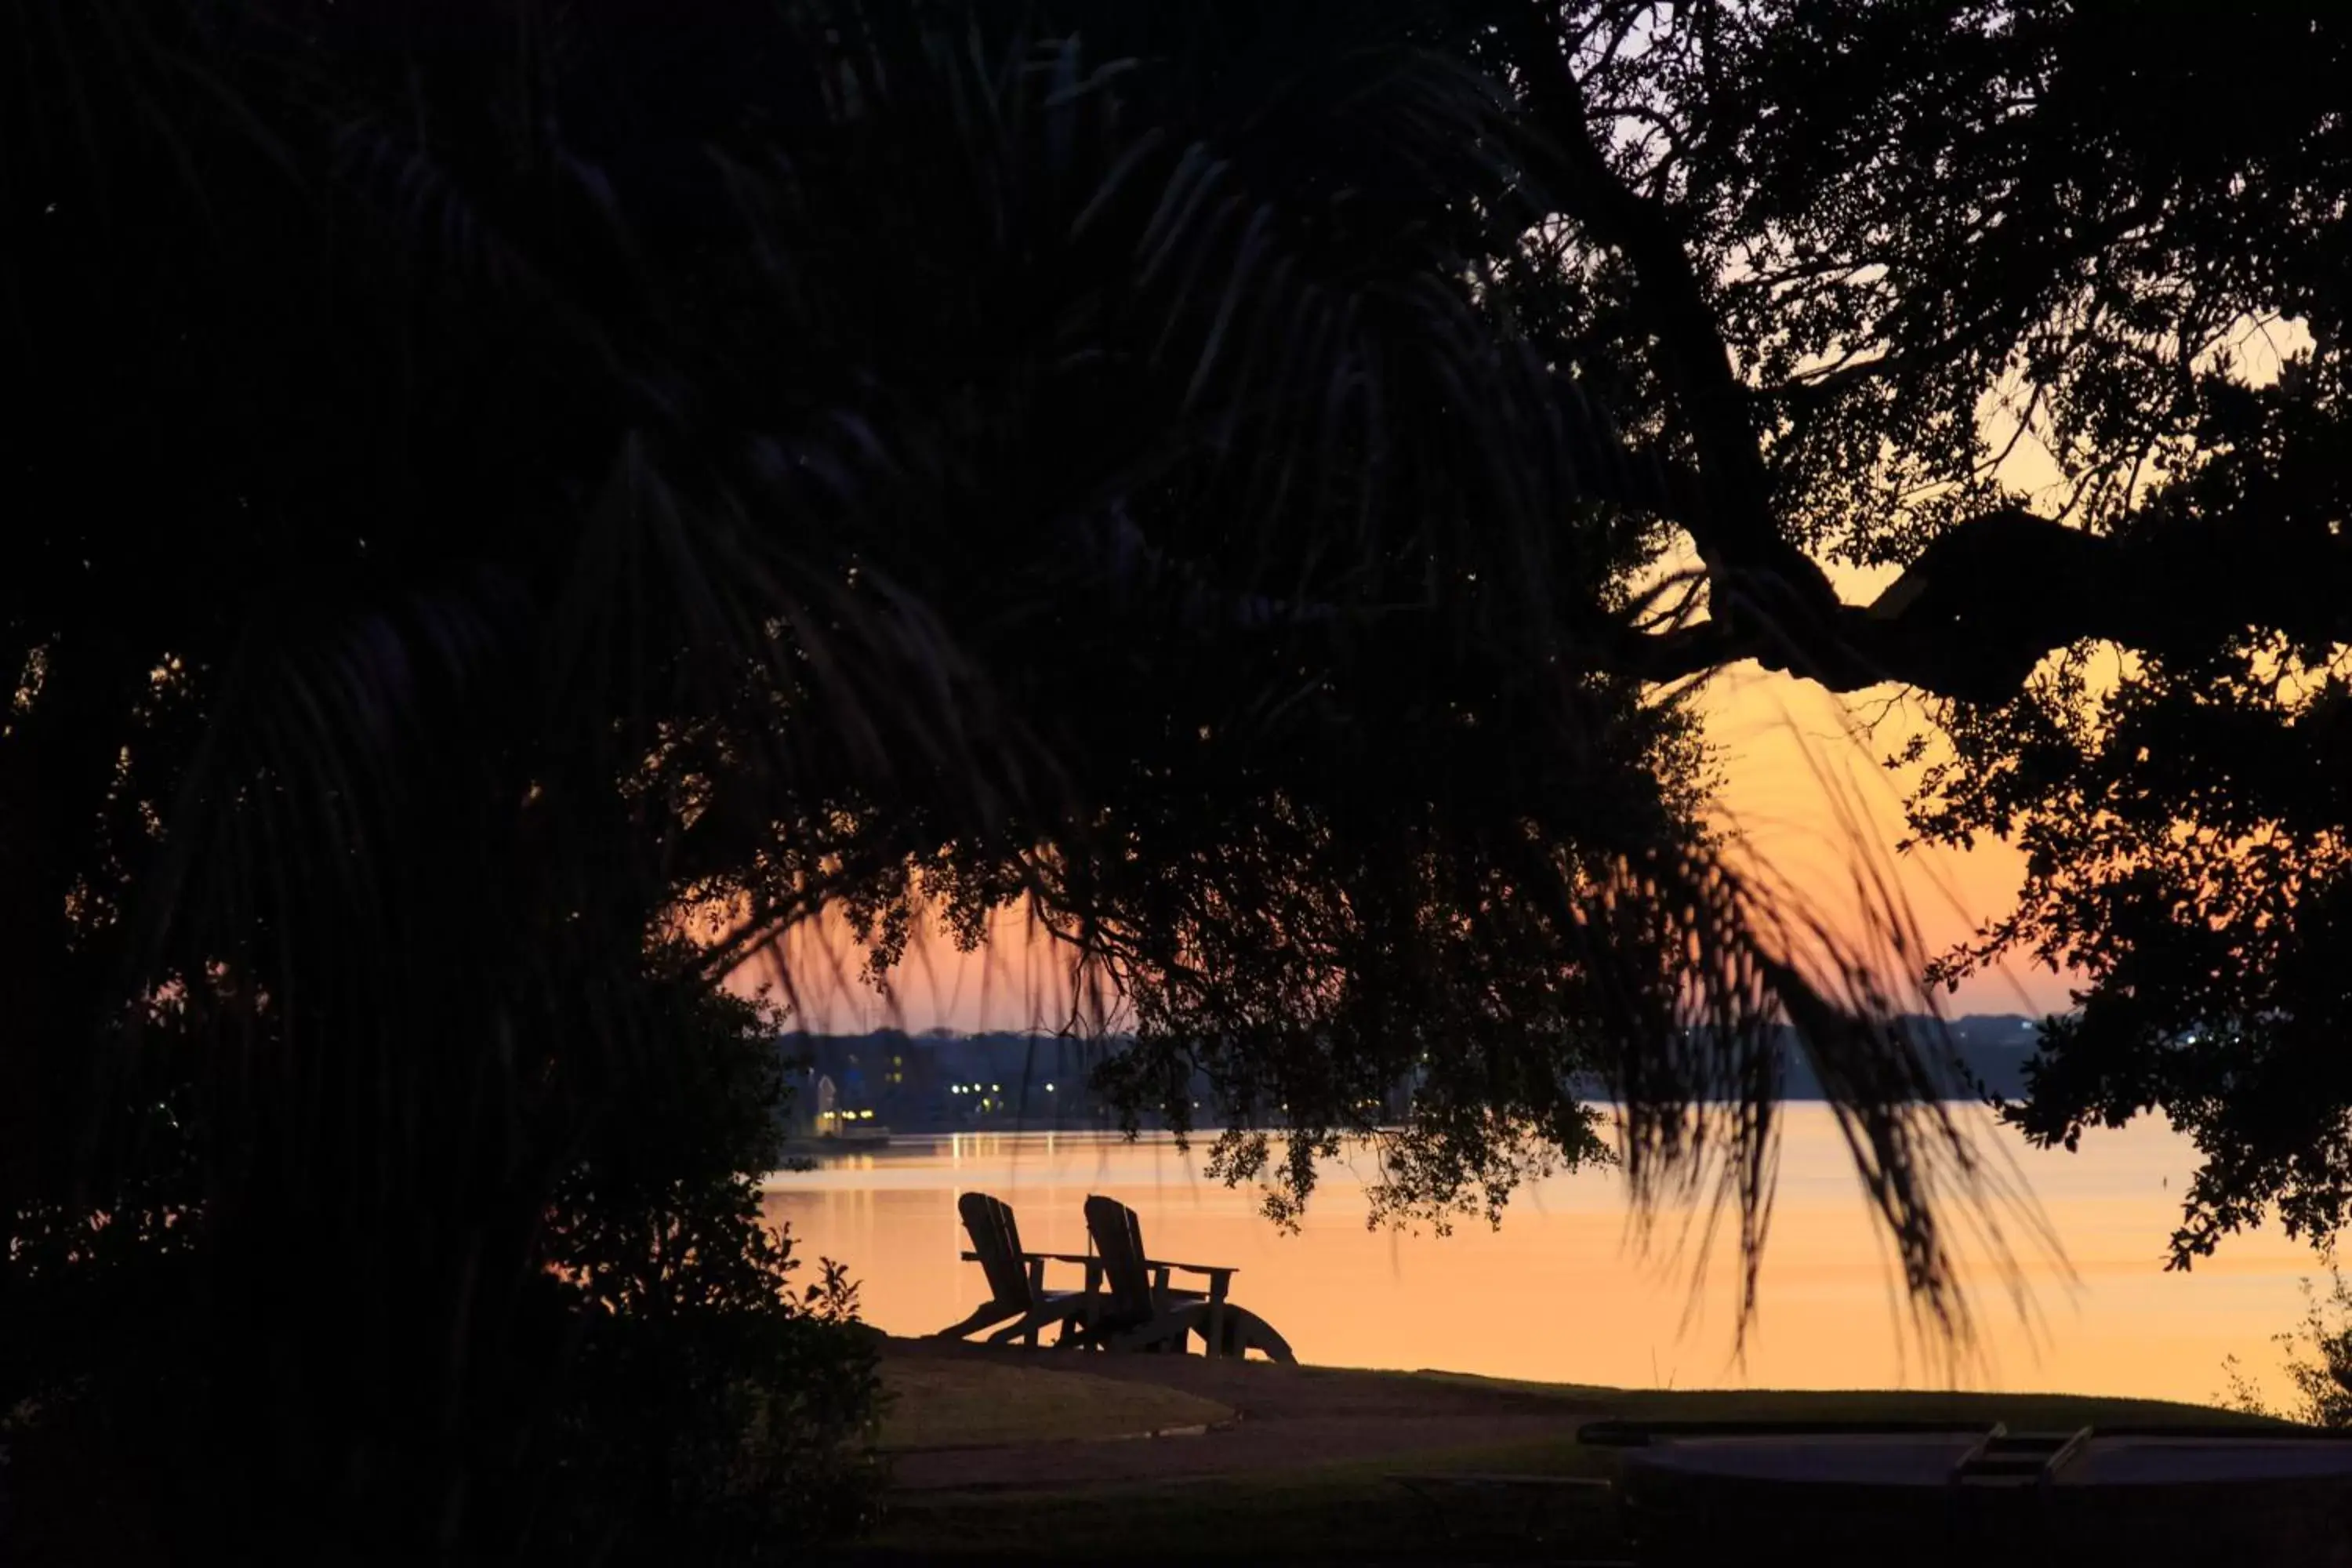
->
[[878, 1356, 1233, 1450], [1387, 1369, 2275, 1433], [837, 1358, 2287, 1566]]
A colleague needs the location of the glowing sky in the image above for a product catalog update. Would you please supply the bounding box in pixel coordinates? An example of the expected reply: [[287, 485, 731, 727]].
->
[[752, 656, 2077, 1035], [742, 267, 2312, 1036], [1697, 659, 2073, 1019]]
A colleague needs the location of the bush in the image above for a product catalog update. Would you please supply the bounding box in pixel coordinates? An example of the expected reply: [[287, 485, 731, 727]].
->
[[1, 975, 884, 1564], [532, 1190, 884, 1564], [528, 975, 885, 1563], [2223, 1260, 2352, 1428]]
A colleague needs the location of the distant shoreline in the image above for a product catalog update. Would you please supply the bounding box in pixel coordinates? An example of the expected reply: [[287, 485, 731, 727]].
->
[[761, 1098, 2037, 1179]]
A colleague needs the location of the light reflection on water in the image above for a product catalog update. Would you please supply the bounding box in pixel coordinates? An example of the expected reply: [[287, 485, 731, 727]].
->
[[761, 1106, 2314, 1405]]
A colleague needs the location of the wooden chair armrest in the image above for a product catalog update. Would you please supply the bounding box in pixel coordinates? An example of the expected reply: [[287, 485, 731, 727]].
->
[[958, 1250, 1099, 1267], [1147, 1259, 1239, 1279]]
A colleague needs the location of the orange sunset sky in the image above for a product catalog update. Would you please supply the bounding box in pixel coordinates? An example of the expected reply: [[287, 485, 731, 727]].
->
[[746, 308, 2286, 1036], [751, 317, 2297, 1035], [753, 656, 2077, 1035]]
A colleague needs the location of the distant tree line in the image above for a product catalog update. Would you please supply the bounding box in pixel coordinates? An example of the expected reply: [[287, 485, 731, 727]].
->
[[783, 1017, 2049, 1138]]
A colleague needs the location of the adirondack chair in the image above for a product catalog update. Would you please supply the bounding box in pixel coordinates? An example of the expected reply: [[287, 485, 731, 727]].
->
[[1073, 1194, 1295, 1363], [934, 1191, 1102, 1347]]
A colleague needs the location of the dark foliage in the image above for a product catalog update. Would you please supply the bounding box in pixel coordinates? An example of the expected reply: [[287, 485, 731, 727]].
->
[[1708, 5, 2352, 1265], [0, 965, 877, 1563], [533, 978, 883, 1565], [2225, 1263, 2352, 1429], [1486, 1, 2352, 1271]]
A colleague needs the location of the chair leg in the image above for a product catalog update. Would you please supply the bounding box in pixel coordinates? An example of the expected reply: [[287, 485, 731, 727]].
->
[[982, 1315, 1032, 1346], [1227, 1307, 1295, 1364], [984, 1304, 1088, 1348], [1106, 1308, 1202, 1356], [935, 1300, 1023, 1341]]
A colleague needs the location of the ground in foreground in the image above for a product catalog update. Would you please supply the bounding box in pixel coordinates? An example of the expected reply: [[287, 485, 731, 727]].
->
[[838, 1338, 2280, 1564]]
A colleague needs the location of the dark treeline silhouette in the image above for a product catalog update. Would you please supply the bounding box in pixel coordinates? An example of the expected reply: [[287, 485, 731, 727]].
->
[[784, 1016, 2047, 1134], [5, 0, 2349, 1559]]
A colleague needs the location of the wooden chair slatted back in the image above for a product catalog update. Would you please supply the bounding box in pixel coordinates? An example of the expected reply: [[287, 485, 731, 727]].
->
[[959, 1191, 1033, 1308], [1083, 1194, 1156, 1321]]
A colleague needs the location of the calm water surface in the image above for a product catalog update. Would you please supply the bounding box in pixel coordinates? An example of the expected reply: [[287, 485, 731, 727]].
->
[[762, 1105, 2314, 1405]]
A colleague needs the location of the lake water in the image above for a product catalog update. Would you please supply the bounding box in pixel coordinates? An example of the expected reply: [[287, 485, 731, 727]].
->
[[762, 1105, 2320, 1406]]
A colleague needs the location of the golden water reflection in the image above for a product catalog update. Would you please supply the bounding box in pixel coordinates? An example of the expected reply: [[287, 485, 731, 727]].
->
[[761, 1107, 2314, 1406]]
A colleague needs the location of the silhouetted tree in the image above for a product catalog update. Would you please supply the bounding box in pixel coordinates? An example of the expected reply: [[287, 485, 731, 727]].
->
[[8, 0, 2344, 1555], [1471, 2, 2352, 1272]]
